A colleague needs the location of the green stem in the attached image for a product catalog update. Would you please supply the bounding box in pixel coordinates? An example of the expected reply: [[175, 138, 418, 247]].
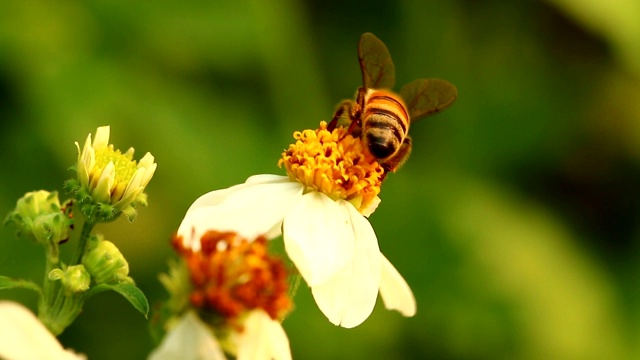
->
[[71, 221, 95, 265], [40, 242, 59, 311], [39, 221, 95, 335]]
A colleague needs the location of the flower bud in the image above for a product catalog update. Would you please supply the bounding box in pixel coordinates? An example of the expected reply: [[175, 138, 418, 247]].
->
[[70, 126, 156, 222], [49, 265, 91, 295], [5, 190, 72, 245], [82, 236, 133, 284]]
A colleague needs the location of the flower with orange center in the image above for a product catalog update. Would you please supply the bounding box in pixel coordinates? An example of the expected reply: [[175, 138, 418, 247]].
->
[[177, 121, 416, 328], [279, 122, 384, 213], [174, 230, 291, 325], [151, 230, 292, 360]]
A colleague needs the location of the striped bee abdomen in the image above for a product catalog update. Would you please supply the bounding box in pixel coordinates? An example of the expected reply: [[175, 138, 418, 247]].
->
[[362, 89, 410, 160]]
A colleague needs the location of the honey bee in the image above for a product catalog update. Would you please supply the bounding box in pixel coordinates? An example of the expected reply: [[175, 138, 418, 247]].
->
[[328, 32, 458, 173]]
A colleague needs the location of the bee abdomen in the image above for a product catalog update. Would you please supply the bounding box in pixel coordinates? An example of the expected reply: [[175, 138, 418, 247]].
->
[[365, 91, 409, 132], [363, 113, 403, 159], [360, 89, 410, 160]]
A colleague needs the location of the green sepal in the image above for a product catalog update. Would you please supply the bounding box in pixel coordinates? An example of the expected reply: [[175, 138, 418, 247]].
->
[[0, 275, 42, 294], [85, 282, 149, 318], [63, 178, 80, 195]]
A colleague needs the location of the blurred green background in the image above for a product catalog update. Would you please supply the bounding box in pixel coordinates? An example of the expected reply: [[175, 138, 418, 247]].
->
[[1, 0, 639, 359]]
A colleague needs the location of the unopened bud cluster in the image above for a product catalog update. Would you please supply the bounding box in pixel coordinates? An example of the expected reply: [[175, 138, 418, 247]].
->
[[82, 235, 133, 285], [4, 190, 73, 245]]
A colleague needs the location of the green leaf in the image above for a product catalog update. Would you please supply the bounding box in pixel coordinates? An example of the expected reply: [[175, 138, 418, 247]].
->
[[0, 275, 42, 293], [84, 282, 149, 318]]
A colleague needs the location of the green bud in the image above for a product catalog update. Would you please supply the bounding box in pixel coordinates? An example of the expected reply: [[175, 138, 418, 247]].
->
[[82, 236, 133, 284], [5, 190, 73, 244], [49, 264, 91, 294]]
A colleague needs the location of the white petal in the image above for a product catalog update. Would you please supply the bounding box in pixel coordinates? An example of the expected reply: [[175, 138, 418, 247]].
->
[[93, 126, 110, 150], [137, 153, 157, 186], [245, 174, 290, 184], [216, 180, 303, 213], [184, 186, 247, 215], [93, 161, 116, 203], [178, 182, 304, 249], [0, 301, 85, 360], [75, 142, 89, 186], [149, 311, 226, 360], [80, 133, 92, 158], [122, 169, 145, 198], [379, 253, 417, 317], [283, 192, 355, 286], [184, 175, 292, 215], [236, 310, 291, 360], [360, 196, 381, 217], [138, 152, 155, 168], [310, 201, 381, 328]]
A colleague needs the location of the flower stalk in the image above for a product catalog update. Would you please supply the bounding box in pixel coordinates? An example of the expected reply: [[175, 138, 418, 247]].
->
[[3, 125, 155, 338]]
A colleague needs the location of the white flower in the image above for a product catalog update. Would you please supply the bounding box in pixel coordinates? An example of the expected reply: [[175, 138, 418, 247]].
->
[[148, 310, 291, 360], [235, 310, 292, 360], [178, 174, 416, 328], [148, 311, 225, 360], [0, 301, 85, 360]]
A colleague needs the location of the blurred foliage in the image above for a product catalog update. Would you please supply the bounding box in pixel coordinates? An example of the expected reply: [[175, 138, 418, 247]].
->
[[1, 0, 640, 359]]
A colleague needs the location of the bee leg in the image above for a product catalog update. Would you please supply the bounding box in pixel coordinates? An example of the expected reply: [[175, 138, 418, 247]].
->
[[344, 87, 367, 136], [353, 87, 366, 119], [328, 100, 352, 132], [382, 136, 412, 175]]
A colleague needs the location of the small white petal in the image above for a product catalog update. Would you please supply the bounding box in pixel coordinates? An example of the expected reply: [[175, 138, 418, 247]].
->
[[93, 162, 116, 203], [115, 186, 144, 210], [178, 182, 304, 248], [310, 201, 381, 328], [137, 153, 157, 185], [138, 152, 155, 168], [283, 192, 355, 286], [236, 310, 291, 360], [80, 133, 92, 156], [75, 142, 89, 186], [0, 301, 85, 360], [149, 311, 226, 360], [379, 253, 417, 317], [123, 169, 145, 196], [93, 126, 110, 150], [360, 196, 381, 217]]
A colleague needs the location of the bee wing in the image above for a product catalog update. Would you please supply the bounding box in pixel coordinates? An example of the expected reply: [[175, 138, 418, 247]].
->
[[400, 78, 458, 122], [358, 33, 395, 90]]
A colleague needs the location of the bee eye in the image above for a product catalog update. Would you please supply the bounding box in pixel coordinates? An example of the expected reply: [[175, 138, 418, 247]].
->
[[366, 133, 396, 159]]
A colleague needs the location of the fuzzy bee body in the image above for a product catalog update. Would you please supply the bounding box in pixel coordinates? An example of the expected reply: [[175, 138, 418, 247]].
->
[[361, 89, 409, 160], [328, 33, 458, 174]]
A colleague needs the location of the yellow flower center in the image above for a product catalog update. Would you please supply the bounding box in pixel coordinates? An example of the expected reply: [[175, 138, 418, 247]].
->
[[91, 146, 138, 198], [279, 121, 384, 213]]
